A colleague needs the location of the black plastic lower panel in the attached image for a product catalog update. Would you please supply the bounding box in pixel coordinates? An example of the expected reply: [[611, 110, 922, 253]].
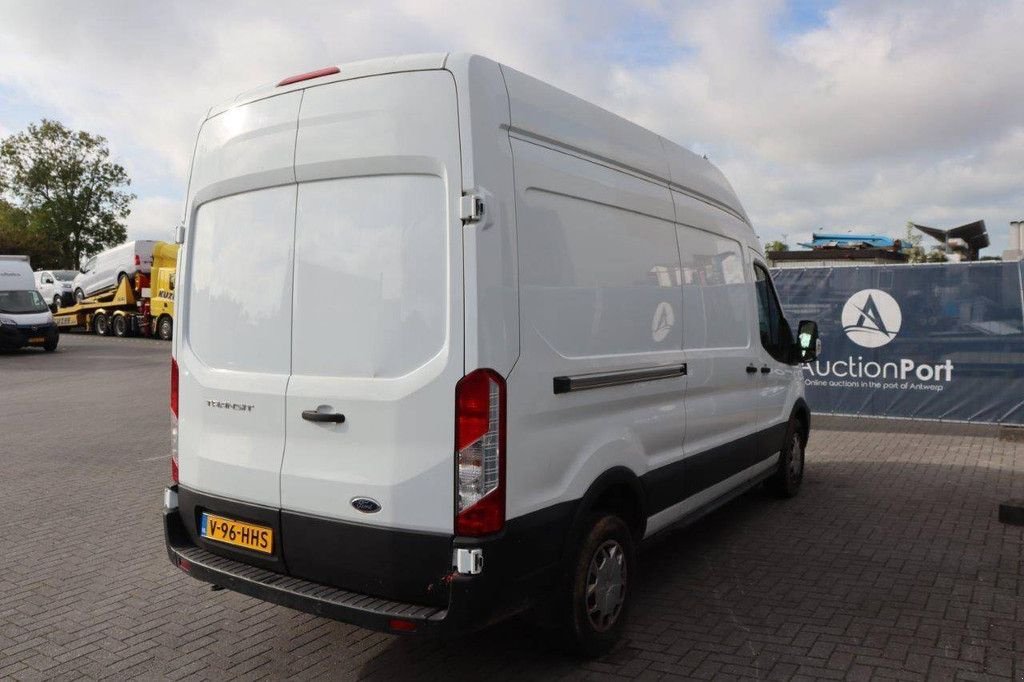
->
[[281, 511, 452, 608]]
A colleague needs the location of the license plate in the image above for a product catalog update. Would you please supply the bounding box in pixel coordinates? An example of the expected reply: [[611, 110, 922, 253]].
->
[[199, 512, 273, 554], [28, 337, 44, 343]]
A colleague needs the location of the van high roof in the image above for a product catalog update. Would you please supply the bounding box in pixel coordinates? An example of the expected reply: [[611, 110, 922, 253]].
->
[[205, 53, 749, 226]]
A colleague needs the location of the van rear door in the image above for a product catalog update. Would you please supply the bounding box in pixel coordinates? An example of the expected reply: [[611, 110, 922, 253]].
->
[[280, 71, 464, 546], [177, 91, 302, 508]]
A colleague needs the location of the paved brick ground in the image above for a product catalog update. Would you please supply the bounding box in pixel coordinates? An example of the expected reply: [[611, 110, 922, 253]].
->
[[1, 334, 1023, 680]]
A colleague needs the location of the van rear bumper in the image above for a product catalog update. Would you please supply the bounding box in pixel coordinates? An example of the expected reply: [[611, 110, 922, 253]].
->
[[163, 487, 568, 635], [164, 508, 450, 633]]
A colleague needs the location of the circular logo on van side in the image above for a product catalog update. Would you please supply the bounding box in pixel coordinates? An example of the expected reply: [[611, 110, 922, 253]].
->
[[350, 497, 382, 514], [841, 289, 902, 348], [652, 302, 675, 343]]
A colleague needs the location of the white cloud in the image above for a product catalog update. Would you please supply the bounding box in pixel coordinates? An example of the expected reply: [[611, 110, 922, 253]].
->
[[0, 0, 1021, 252], [125, 196, 181, 243]]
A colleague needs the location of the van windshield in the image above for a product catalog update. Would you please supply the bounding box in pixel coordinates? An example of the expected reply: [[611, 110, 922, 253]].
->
[[0, 290, 50, 314], [52, 271, 77, 281]]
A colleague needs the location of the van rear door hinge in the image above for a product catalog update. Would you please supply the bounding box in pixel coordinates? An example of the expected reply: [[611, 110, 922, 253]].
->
[[460, 193, 485, 224]]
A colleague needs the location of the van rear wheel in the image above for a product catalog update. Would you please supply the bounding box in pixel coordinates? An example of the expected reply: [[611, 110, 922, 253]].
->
[[74, 288, 85, 302], [768, 416, 805, 498], [555, 513, 635, 657]]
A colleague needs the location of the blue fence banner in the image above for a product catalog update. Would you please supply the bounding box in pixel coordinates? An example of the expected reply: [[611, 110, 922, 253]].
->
[[772, 262, 1024, 425]]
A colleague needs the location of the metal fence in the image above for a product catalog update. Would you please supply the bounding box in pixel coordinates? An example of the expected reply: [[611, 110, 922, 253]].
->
[[772, 261, 1024, 425]]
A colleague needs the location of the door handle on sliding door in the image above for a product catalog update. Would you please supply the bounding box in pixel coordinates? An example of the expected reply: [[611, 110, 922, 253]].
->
[[302, 410, 346, 423], [760, 366, 771, 374], [746, 365, 758, 374]]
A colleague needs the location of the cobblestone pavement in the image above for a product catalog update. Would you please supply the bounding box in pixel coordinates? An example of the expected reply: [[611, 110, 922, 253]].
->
[[1, 334, 1022, 680]]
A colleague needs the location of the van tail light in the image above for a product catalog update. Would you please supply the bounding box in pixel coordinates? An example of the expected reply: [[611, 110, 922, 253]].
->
[[171, 358, 179, 483], [135, 254, 141, 266], [455, 369, 506, 536]]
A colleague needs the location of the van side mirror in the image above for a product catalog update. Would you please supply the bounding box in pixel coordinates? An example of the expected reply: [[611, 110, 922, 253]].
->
[[795, 320, 820, 363], [44, 277, 53, 284]]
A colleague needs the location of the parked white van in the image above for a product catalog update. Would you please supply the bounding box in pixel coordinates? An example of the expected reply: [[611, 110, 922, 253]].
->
[[164, 54, 819, 655], [1, 256, 59, 352], [73, 240, 157, 301], [34, 269, 77, 309]]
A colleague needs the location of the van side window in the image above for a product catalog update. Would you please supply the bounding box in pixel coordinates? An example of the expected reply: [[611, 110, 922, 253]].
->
[[677, 226, 748, 349], [753, 263, 792, 362]]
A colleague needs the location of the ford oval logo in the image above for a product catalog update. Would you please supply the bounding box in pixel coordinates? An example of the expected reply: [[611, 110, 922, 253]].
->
[[350, 497, 381, 514]]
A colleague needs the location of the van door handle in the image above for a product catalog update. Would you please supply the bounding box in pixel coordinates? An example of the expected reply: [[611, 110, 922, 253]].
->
[[302, 410, 346, 423], [760, 366, 771, 374], [746, 365, 758, 374]]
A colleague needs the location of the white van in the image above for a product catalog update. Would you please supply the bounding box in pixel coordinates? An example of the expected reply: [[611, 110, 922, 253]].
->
[[73, 240, 157, 301], [163, 54, 819, 655], [0, 256, 59, 352], [34, 269, 77, 309]]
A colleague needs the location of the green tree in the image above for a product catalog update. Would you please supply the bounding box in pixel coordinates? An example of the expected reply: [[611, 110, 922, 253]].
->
[[764, 239, 789, 252], [0, 120, 134, 269], [0, 199, 61, 267]]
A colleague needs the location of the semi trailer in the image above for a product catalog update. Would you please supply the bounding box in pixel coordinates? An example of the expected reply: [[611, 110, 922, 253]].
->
[[54, 241, 177, 339]]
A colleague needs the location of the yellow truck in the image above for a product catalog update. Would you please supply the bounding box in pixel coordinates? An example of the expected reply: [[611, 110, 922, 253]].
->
[[53, 241, 178, 340], [149, 241, 178, 340]]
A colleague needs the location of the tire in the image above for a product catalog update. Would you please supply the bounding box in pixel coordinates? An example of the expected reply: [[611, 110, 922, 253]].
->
[[74, 288, 85, 302], [94, 313, 109, 336], [43, 335, 58, 352], [157, 315, 173, 341], [117, 272, 130, 287], [768, 416, 805, 498], [555, 513, 635, 657], [112, 315, 129, 337], [52, 295, 61, 310]]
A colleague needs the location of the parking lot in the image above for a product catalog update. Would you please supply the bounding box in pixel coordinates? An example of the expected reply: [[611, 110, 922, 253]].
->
[[0, 334, 1021, 680]]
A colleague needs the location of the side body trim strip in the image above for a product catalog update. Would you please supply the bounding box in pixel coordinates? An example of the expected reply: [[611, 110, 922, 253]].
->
[[553, 363, 687, 394]]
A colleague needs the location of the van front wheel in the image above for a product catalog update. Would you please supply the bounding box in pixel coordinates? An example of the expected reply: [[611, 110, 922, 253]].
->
[[768, 416, 805, 498], [557, 513, 635, 657]]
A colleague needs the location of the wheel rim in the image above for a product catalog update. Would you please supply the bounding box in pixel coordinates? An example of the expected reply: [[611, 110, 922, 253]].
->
[[585, 539, 627, 632], [53, 296, 60, 308], [789, 434, 804, 480]]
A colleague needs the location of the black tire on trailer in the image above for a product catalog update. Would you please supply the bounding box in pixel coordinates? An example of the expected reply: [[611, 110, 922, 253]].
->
[[555, 513, 635, 657], [157, 315, 173, 341], [767, 415, 806, 498], [112, 314, 130, 337], [94, 313, 110, 336]]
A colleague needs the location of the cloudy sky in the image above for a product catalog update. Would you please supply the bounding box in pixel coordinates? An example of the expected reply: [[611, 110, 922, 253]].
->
[[1, 0, 1021, 253]]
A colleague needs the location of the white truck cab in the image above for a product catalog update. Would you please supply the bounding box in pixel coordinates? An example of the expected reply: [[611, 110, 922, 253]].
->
[[0, 256, 59, 352], [163, 53, 819, 655]]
